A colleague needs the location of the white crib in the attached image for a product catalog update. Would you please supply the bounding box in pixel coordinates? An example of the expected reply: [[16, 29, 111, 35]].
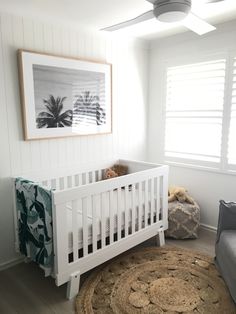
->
[[14, 159, 169, 299]]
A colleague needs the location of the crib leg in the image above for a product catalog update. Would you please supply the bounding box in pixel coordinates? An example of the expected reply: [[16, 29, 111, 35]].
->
[[156, 229, 165, 247], [66, 271, 80, 300]]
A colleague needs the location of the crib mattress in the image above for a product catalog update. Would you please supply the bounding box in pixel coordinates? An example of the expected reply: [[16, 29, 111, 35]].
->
[[66, 189, 159, 251]]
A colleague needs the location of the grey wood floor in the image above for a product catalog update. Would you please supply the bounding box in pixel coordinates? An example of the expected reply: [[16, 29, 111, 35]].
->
[[0, 228, 216, 314]]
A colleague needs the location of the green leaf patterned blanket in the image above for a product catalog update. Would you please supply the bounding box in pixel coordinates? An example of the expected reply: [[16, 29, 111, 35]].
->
[[15, 178, 53, 275]]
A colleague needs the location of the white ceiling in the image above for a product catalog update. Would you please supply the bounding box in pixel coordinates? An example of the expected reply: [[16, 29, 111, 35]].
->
[[0, 0, 236, 40]]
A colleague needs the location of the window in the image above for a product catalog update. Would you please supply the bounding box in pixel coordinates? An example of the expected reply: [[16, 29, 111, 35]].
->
[[164, 55, 236, 172]]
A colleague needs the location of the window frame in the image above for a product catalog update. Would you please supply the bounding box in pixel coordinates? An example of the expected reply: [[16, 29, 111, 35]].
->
[[162, 51, 236, 175]]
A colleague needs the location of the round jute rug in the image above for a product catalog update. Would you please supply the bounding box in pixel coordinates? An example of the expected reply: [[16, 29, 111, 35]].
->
[[76, 247, 236, 314]]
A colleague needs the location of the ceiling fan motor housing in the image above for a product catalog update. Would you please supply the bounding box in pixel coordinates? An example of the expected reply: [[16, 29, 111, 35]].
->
[[154, 0, 192, 23]]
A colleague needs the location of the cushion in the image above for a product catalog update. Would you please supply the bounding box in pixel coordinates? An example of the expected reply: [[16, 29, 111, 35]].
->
[[216, 200, 236, 243], [165, 200, 200, 239], [215, 230, 236, 303]]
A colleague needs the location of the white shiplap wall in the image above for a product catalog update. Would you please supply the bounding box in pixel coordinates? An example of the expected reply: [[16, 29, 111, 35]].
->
[[0, 12, 149, 267]]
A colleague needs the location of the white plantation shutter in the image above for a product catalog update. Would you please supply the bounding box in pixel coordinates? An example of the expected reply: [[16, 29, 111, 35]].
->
[[165, 59, 226, 166], [228, 57, 236, 167]]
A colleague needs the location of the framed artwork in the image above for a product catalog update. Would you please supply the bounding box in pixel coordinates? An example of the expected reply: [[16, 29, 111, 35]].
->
[[18, 50, 112, 140]]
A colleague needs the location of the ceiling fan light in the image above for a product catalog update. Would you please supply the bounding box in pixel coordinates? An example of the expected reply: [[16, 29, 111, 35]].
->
[[158, 11, 188, 22], [154, 1, 191, 23]]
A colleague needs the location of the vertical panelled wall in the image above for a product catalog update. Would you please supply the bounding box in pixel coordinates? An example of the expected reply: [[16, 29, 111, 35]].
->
[[0, 12, 148, 266]]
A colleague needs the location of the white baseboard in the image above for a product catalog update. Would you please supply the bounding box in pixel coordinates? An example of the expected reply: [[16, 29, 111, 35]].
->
[[0, 256, 24, 272], [200, 223, 217, 233]]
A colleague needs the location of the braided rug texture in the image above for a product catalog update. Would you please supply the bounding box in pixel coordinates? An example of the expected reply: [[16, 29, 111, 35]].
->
[[76, 247, 236, 314]]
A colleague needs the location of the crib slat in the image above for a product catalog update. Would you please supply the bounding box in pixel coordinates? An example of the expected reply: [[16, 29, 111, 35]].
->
[[131, 185, 135, 233], [74, 174, 79, 186], [156, 177, 160, 222], [72, 200, 79, 261], [162, 174, 168, 224], [144, 180, 148, 227], [101, 193, 106, 248], [85, 172, 89, 184], [54, 203, 68, 272], [51, 179, 55, 190], [98, 169, 102, 181], [150, 178, 154, 225], [117, 187, 122, 241], [109, 190, 114, 244], [58, 178, 61, 190], [56, 178, 60, 190], [82, 197, 88, 257], [67, 176, 71, 189], [138, 182, 142, 231], [78, 174, 82, 186], [71, 175, 75, 188], [60, 177, 65, 190], [92, 195, 97, 252], [43, 180, 48, 187], [92, 171, 96, 183], [69, 176, 73, 188], [124, 186, 129, 236]]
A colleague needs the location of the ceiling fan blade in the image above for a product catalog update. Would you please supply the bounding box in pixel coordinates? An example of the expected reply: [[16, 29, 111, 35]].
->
[[101, 10, 154, 31], [182, 12, 216, 35]]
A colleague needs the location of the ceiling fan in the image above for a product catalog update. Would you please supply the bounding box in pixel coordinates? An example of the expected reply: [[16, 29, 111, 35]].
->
[[101, 0, 226, 35]]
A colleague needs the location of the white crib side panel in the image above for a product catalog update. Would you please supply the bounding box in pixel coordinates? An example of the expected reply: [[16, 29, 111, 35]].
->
[[51, 163, 169, 290]]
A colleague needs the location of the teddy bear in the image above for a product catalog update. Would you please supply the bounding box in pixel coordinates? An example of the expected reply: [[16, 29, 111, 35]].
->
[[103, 168, 118, 180], [168, 186, 194, 204], [103, 164, 129, 180], [111, 164, 128, 177]]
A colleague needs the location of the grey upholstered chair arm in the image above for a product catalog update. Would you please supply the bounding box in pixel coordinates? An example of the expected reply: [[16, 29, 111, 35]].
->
[[216, 200, 236, 243]]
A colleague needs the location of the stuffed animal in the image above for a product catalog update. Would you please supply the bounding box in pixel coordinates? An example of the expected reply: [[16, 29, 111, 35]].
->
[[103, 164, 128, 180], [112, 164, 128, 176], [168, 186, 194, 204], [103, 168, 118, 180]]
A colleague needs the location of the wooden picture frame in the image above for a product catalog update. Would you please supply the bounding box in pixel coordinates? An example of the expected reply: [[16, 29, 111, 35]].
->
[[18, 50, 112, 140]]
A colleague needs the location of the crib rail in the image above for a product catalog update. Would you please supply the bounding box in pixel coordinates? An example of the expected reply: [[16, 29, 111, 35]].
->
[[52, 164, 168, 286], [41, 168, 104, 190], [19, 160, 116, 189]]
